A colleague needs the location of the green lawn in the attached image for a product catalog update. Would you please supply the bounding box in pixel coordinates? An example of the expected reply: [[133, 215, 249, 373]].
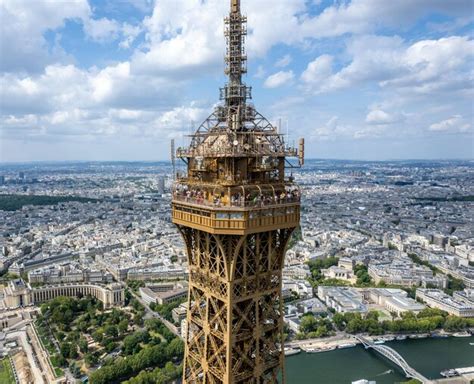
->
[[0, 358, 15, 384]]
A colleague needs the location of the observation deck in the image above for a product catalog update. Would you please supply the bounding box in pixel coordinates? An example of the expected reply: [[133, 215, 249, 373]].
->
[[171, 181, 300, 235], [176, 141, 297, 159]]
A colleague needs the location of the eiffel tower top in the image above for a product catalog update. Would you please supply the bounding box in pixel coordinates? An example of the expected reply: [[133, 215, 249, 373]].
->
[[172, 0, 303, 233], [174, 0, 304, 194]]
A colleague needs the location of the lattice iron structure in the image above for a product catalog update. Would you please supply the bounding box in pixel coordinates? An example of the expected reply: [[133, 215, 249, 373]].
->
[[172, 1, 304, 383]]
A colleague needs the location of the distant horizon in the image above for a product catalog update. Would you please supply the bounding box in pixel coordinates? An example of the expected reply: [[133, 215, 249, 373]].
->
[[0, 157, 473, 167]]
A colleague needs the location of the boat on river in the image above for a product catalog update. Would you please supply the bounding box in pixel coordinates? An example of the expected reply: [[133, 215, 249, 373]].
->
[[306, 346, 337, 353], [453, 331, 471, 338], [440, 369, 459, 378], [431, 333, 449, 338], [338, 343, 357, 349], [409, 333, 429, 339], [284, 347, 301, 356]]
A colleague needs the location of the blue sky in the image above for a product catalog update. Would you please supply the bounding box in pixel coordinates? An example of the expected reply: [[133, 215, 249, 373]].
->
[[1, 0, 473, 162]]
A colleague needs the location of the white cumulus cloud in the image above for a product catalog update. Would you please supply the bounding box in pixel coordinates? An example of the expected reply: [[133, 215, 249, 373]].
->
[[301, 54, 334, 91], [0, 0, 90, 73], [366, 109, 403, 125], [264, 70, 294, 88], [429, 115, 471, 133], [301, 35, 474, 96]]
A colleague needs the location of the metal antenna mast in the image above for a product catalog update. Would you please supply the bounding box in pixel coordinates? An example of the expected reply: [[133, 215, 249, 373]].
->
[[221, 0, 251, 131], [170, 139, 176, 180]]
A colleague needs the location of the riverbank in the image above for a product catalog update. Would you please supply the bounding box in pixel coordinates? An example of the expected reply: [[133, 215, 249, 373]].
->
[[285, 335, 474, 383], [285, 331, 472, 353], [286, 333, 361, 352], [433, 378, 473, 384]]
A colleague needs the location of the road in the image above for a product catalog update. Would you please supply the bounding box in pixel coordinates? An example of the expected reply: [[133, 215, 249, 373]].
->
[[129, 290, 182, 338]]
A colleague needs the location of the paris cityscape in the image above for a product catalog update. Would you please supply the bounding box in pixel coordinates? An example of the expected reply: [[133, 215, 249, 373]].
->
[[1, 0, 473, 383], [0, 159, 472, 383]]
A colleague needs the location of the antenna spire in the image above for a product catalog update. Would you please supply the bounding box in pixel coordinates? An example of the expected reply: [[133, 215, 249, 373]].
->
[[220, 0, 251, 115], [231, 0, 240, 13]]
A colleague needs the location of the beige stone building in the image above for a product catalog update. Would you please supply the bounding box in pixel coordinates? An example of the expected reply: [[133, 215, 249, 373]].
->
[[139, 281, 188, 305], [3, 279, 124, 309], [416, 288, 474, 318]]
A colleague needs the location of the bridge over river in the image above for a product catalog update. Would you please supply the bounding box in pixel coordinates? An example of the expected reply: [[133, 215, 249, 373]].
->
[[354, 335, 432, 383]]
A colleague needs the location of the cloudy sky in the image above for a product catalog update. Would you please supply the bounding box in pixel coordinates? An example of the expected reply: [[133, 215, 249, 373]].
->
[[1, 0, 473, 162]]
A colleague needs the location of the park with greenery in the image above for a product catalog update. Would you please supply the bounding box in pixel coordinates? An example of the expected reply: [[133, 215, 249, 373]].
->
[[0, 194, 98, 211], [34, 294, 183, 383], [89, 317, 183, 384]]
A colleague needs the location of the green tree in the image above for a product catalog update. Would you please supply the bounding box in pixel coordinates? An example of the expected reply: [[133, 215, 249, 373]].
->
[[69, 343, 78, 359], [78, 337, 88, 354], [60, 342, 71, 359], [118, 319, 129, 334], [51, 353, 66, 368], [92, 329, 104, 343], [123, 331, 150, 355], [444, 315, 467, 331], [166, 338, 184, 357], [84, 352, 98, 367], [332, 313, 345, 330], [104, 324, 118, 338], [299, 315, 318, 334], [346, 318, 365, 334], [417, 308, 447, 318], [134, 313, 144, 327], [104, 340, 118, 353], [315, 325, 328, 337]]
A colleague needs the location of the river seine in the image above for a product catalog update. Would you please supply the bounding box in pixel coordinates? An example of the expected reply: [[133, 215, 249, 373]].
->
[[285, 336, 474, 383]]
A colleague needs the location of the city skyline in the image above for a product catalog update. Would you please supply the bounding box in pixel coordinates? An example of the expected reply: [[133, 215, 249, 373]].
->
[[1, 0, 473, 162], [1, 158, 473, 383], [0, 1, 473, 380]]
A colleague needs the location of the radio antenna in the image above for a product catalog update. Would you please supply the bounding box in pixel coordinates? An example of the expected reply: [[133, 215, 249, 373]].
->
[[170, 139, 176, 180]]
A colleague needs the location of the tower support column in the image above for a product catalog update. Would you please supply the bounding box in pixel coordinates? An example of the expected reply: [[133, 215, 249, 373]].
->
[[180, 229, 294, 383]]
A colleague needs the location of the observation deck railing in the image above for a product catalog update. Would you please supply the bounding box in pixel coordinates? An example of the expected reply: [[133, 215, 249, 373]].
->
[[172, 197, 300, 235], [172, 193, 300, 210], [173, 181, 300, 208], [176, 144, 297, 158]]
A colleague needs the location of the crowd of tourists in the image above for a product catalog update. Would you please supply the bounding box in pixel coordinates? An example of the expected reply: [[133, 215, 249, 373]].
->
[[173, 185, 300, 208]]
